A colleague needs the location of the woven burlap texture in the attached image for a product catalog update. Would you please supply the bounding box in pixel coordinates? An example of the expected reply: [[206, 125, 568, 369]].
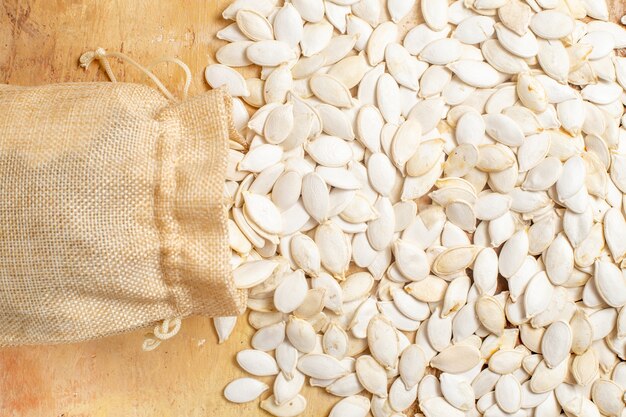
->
[[0, 82, 246, 345]]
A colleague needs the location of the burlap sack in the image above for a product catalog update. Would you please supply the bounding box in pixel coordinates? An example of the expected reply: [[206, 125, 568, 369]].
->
[[0, 82, 247, 345]]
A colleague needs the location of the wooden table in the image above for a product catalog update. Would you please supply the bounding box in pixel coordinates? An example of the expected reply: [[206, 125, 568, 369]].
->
[[0, 1, 624, 416]]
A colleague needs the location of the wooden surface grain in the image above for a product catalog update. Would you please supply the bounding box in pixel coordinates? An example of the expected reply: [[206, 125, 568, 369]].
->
[[0, 1, 624, 416]]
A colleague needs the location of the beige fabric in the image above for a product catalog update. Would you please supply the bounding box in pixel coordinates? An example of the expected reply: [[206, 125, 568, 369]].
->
[[0, 82, 246, 345]]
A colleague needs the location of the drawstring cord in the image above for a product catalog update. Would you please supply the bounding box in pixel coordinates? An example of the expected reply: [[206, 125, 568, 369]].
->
[[141, 317, 182, 352], [79, 47, 192, 101]]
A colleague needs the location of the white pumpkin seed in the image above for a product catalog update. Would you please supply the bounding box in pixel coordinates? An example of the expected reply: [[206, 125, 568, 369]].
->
[[495, 23, 539, 58], [247, 40, 297, 67], [440, 373, 475, 411], [298, 353, 349, 379], [420, 397, 465, 417], [236, 9, 274, 41], [214, 316, 238, 344], [301, 20, 334, 57], [594, 260, 626, 308], [476, 295, 505, 336], [261, 394, 307, 417], [388, 376, 418, 412], [328, 395, 371, 417], [399, 344, 427, 390], [212, 2, 626, 415], [274, 370, 305, 405], [310, 74, 353, 108], [205, 64, 250, 96], [447, 60, 508, 88], [367, 22, 398, 66], [234, 260, 279, 289], [224, 378, 269, 403], [430, 344, 482, 373], [216, 41, 255, 67], [541, 320, 572, 368], [326, 372, 364, 397], [274, 3, 304, 47], [422, 0, 448, 31], [275, 270, 309, 313], [368, 315, 400, 369], [454, 16, 495, 45], [237, 349, 280, 376], [516, 72, 547, 113], [524, 271, 554, 318], [529, 10, 574, 40], [495, 374, 522, 413], [355, 354, 388, 397]]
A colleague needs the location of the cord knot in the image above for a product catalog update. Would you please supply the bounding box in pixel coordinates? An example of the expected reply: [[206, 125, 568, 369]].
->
[[142, 317, 182, 351], [78, 47, 107, 69]]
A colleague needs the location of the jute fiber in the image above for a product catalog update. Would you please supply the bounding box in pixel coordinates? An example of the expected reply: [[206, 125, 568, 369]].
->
[[0, 82, 247, 345]]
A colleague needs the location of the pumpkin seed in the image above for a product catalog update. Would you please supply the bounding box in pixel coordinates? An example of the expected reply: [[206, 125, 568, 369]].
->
[[482, 39, 529, 74], [274, 370, 305, 405], [541, 320, 573, 368], [447, 60, 508, 88], [328, 395, 370, 417], [516, 72, 547, 113], [326, 373, 364, 397], [261, 394, 307, 417], [430, 344, 482, 374], [484, 113, 525, 147], [389, 376, 418, 412], [247, 40, 297, 67], [498, 0, 532, 36], [205, 64, 250, 96], [355, 354, 388, 397], [234, 260, 279, 289], [224, 378, 269, 403], [274, 3, 304, 47], [524, 272, 554, 318], [368, 314, 400, 369], [529, 10, 574, 40], [216, 41, 255, 67], [310, 74, 353, 108], [214, 316, 238, 344], [236, 9, 274, 41], [476, 294, 505, 336], [594, 260, 626, 308], [298, 353, 350, 379], [212, 1, 626, 415], [420, 396, 465, 417], [237, 349, 280, 376], [591, 379, 625, 417], [494, 23, 539, 58], [398, 345, 427, 390], [495, 374, 522, 413], [274, 270, 309, 313]]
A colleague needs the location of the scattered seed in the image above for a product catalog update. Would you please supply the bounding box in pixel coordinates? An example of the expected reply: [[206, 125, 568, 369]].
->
[[213, 2, 626, 416]]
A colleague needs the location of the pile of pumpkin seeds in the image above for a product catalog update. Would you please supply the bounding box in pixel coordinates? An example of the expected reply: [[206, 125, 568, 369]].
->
[[209, 0, 626, 415]]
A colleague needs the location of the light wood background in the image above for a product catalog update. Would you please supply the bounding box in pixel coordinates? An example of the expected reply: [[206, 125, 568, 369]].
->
[[0, 1, 624, 416]]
